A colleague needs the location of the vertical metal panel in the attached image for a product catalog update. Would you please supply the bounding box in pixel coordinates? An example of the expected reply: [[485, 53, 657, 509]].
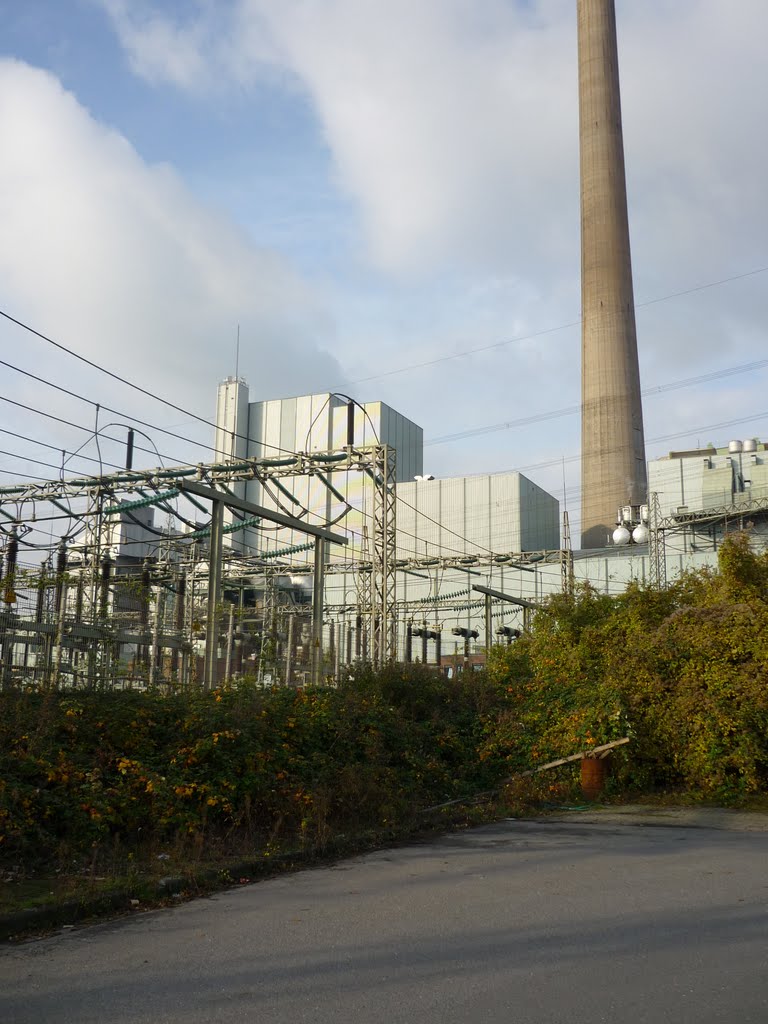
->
[[414, 424, 424, 478], [396, 480, 418, 550], [294, 395, 312, 453], [421, 476, 434, 556], [248, 402, 263, 458], [330, 399, 347, 451], [490, 473, 519, 551], [465, 475, 489, 552], [280, 397, 297, 454], [380, 403, 390, 449], [364, 402, 381, 446]]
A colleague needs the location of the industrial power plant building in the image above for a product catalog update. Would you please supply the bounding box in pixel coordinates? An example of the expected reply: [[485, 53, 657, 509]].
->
[[212, 376, 768, 642], [212, 378, 561, 645], [213, 377, 559, 562], [214, 378, 423, 557]]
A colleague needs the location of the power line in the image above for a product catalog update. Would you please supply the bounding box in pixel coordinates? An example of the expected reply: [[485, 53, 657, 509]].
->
[[0, 310, 303, 459], [341, 263, 768, 388], [0, 447, 94, 476], [0, 351, 383, 532], [0, 394, 186, 467], [0, 426, 123, 470], [426, 356, 768, 446], [490, 408, 768, 484], [0, 360, 219, 464]]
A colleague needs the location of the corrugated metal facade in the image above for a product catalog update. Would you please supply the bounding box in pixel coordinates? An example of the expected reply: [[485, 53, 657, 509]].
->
[[213, 386, 424, 556], [649, 446, 768, 517], [397, 474, 559, 557]]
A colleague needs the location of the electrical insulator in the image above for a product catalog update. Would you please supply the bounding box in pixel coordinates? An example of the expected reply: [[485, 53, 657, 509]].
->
[[451, 627, 479, 640]]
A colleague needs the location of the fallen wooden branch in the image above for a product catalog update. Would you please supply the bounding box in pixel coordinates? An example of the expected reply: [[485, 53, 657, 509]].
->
[[513, 736, 630, 779], [420, 736, 630, 814]]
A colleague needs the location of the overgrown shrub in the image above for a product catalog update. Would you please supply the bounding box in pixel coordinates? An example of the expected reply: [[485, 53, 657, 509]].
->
[[2, 533, 766, 871], [487, 532, 768, 800], [0, 664, 508, 868]]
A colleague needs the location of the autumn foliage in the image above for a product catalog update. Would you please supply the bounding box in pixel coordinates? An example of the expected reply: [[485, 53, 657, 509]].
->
[[486, 531, 768, 798], [0, 665, 505, 867], [1, 533, 767, 871]]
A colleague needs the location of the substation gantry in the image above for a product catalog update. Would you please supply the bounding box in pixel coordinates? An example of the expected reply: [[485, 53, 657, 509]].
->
[[0, 444, 398, 684]]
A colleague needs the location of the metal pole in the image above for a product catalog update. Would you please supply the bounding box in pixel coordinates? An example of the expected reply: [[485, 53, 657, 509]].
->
[[51, 579, 67, 689], [237, 583, 245, 676], [311, 537, 325, 686], [328, 619, 336, 681], [53, 540, 67, 617], [99, 555, 112, 619], [29, 560, 49, 678], [285, 613, 294, 687], [204, 500, 224, 690], [485, 594, 492, 654], [99, 556, 113, 689], [149, 588, 163, 689], [183, 558, 195, 689], [333, 621, 340, 682], [224, 604, 234, 683], [3, 527, 18, 606], [1, 529, 18, 689], [139, 559, 151, 673], [172, 571, 185, 678]]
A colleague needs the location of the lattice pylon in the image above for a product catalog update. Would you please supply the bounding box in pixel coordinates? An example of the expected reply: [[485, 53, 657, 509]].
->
[[355, 524, 373, 662], [561, 510, 575, 596], [371, 445, 397, 666], [258, 570, 278, 682], [648, 492, 667, 590]]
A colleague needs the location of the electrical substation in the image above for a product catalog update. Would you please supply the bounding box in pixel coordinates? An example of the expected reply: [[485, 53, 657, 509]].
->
[[2, 0, 768, 691], [2, 378, 768, 693]]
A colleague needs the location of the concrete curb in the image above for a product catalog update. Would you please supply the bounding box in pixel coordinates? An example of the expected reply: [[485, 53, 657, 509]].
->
[[0, 827, 440, 942], [0, 850, 316, 942]]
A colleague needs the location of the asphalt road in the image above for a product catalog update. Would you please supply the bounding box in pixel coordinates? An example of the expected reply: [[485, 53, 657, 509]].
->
[[3, 811, 768, 1023]]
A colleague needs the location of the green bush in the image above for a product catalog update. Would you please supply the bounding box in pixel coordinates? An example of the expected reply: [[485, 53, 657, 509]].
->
[[0, 664, 509, 868], [2, 533, 766, 871], [486, 532, 768, 800]]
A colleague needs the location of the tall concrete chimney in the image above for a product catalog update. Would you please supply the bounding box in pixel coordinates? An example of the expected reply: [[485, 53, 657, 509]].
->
[[578, 0, 646, 548]]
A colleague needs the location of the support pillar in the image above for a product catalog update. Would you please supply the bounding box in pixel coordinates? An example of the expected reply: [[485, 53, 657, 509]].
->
[[311, 538, 325, 686], [203, 500, 224, 690]]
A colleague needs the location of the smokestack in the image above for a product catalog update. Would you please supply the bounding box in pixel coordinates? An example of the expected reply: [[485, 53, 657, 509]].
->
[[578, 0, 647, 548]]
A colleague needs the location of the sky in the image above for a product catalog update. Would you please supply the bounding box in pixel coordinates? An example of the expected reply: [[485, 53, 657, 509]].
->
[[1, 0, 768, 546]]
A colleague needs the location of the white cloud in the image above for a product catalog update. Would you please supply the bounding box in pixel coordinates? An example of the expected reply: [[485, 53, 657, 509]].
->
[[99, 0, 578, 278], [98, 1, 768, 308], [36, 2, 768, 533], [0, 57, 342, 466], [96, 0, 216, 92]]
